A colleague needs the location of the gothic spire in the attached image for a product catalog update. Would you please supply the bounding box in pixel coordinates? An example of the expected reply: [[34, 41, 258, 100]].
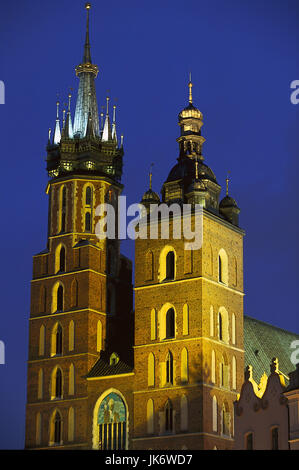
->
[[73, 3, 100, 139], [53, 100, 61, 145], [102, 96, 112, 141], [111, 104, 117, 142]]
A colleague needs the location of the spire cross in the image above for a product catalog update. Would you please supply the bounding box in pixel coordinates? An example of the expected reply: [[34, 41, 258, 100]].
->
[[149, 163, 154, 190], [226, 171, 231, 196], [188, 72, 193, 104]]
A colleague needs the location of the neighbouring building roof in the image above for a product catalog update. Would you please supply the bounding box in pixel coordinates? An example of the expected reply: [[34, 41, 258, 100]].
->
[[244, 315, 299, 384]]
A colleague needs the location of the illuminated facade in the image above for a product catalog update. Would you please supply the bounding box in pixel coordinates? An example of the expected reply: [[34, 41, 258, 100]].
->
[[25, 4, 299, 450]]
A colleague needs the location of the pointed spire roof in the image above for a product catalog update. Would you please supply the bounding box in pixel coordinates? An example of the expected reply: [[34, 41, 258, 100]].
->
[[83, 3, 92, 63], [111, 104, 117, 142], [65, 93, 74, 138], [53, 100, 61, 144], [73, 3, 100, 139], [102, 97, 112, 141]]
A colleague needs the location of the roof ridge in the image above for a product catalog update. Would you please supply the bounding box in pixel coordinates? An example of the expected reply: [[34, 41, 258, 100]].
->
[[244, 314, 299, 337]]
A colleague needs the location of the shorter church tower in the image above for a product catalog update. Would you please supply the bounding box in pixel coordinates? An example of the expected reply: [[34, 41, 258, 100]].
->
[[133, 78, 244, 450]]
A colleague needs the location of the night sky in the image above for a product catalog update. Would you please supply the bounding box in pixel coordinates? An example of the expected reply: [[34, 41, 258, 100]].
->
[[0, 0, 298, 449]]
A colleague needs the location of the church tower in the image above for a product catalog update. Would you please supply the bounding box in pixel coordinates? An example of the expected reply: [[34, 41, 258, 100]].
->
[[25, 4, 133, 449], [133, 78, 244, 450]]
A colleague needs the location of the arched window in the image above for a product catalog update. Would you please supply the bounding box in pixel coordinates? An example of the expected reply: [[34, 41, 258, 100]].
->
[[210, 306, 214, 337], [166, 351, 173, 385], [166, 251, 175, 280], [212, 396, 218, 432], [165, 400, 173, 433], [245, 432, 253, 450], [69, 320, 75, 351], [38, 369, 43, 400], [51, 367, 63, 400], [148, 353, 155, 387], [271, 427, 279, 450], [218, 307, 229, 343], [211, 350, 216, 383], [36, 412, 42, 446], [147, 399, 154, 434], [218, 312, 223, 341], [232, 313, 236, 345], [97, 321, 102, 352], [222, 402, 230, 436], [39, 325, 45, 356], [59, 246, 66, 272], [220, 355, 229, 389], [69, 364, 75, 395], [85, 186, 92, 206], [68, 407, 75, 442], [218, 249, 228, 285], [232, 356, 237, 390], [150, 309, 156, 340], [56, 324, 62, 355], [85, 212, 91, 232], [51, 323, 63, 357], [180, 395, 188, 431], [52, 283, 64, 313], [166, 308, 175, 339], [145, 251, 154, 281], [97, 392, 127, 450], [183, 304, 189, 336], [181, 348, 188, 383], [50, 410, 62, 445]]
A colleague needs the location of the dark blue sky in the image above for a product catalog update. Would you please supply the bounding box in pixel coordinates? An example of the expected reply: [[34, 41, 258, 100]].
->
[[0, 0, 298, 449]]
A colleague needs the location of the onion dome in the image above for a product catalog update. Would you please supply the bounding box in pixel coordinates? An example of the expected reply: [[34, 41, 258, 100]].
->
[[178, 80, 203, 121], [141, 188, 160, 205], [166, 156, 217, 185], [219, 195, 239, 209], [219, 174, 240, 226], [141, 166, 160, 212]]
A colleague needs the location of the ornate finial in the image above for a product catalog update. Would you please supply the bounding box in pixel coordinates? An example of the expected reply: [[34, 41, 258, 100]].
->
[[83, 3, 92, 63], [188, 72, 193, 104], [270, 357, 279, 374], [120, 134, 124, 147], [113, 105, 116, 123], [56, 100, 60, 118], [68, 92, 72, 112], [62, 109, 66, 128], [149, 163, 154, 190], [244, 365, 253, 381], [106, 96, 110, 115], [48, 128, 52, 142], [226, 171, 231, 196]]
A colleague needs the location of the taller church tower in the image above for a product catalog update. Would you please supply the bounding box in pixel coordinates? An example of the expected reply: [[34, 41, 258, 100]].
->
[[25, 4, 133, 449]]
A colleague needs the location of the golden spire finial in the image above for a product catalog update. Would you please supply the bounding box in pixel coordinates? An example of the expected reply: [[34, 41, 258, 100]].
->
[[106, 96, 110, 115], [188, 72, 193, 104], [226, 171, 231, 196], [149, 163, 154, 190], [85, 2, 91, 10]]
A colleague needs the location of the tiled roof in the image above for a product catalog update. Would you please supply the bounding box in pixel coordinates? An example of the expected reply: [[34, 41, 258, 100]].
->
[[244, 315, 299, 384], [86, 353, 133, 378]]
